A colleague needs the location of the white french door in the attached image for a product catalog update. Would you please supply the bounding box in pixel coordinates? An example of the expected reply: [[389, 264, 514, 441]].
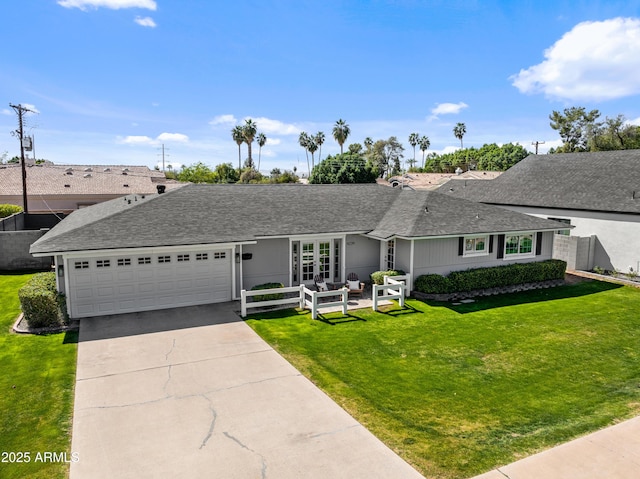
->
[[300, 240, 332, 284]]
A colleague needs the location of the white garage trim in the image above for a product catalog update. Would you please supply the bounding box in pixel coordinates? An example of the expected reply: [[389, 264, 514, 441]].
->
[[65, 248, 234, 318]]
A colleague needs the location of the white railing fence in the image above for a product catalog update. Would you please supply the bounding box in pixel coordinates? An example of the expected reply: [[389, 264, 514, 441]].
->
[[384, 274, 412, 297], [372, 274, 411, 311], [302, 286, 348, 320], [240, 284, 305, 317]]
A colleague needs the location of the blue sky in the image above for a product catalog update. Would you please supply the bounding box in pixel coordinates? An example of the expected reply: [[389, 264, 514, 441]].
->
[[2, 0, 640, 174]]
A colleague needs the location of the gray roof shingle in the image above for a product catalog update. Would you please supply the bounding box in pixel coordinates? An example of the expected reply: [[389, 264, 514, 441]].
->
[[30, 183, 567, 254], [442, 150, 640, 214]]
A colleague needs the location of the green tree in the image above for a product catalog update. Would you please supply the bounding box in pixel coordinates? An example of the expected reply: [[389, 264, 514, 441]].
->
[[299, 131, 311, 176], [309, 153, 378, 184], [256, 132, 267, 172], [367, 137, 404, 177], [408, 132, 419, 168], [177, 162, 217, 183], [314, 131, 325, 164], [239, 168, 263, 183], [332, 119, 350, 154], [549, 107, 601, 153], [453, 122, 467, 148], [307, 136, 318, 169], [242, 119, 258, 168], [348, 143, 363, 154], [214, 162, 239, 183], [419, 135, 431, 169], [231, 125, 244, 170]]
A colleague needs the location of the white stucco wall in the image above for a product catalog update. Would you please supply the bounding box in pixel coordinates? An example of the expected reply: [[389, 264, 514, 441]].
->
[[501, 205, 640, 272]]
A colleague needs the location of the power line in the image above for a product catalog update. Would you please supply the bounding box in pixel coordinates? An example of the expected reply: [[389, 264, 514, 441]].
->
[[531, 140, 545, 155], [157, 144, 170, 172]]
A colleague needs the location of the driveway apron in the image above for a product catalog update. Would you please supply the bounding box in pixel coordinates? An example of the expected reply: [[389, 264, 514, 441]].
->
[[70, 302, 424, 479]]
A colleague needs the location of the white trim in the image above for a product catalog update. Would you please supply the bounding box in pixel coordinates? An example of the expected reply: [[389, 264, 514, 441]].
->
[[409, 239, 415, 291], [462, 235, 490, 257], [368, 228, 561, 242], [258, 231, 366, 241], [502, 232, 536, 260], [37, 242, 256, 259]]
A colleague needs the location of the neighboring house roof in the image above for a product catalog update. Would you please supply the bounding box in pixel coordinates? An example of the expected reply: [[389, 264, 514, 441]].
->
[[0, 163, 171, 196], [385, 171, 501, 190], [31, 183, 567, 255], [441, 150, 640, 214]]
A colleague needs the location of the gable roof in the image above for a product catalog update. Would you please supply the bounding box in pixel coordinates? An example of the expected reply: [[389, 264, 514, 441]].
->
[[30, 183, 566, 254], [0, 163, 170, 196], [441, 150, 640, 214]]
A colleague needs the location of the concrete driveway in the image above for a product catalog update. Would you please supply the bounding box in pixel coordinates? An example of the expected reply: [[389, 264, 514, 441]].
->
[[70, 302, 424, 479]]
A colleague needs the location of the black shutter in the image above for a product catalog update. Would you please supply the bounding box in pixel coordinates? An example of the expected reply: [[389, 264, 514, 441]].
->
[[458, 237, 464, 256], [497, 234, 505, 259], [489, 235, 494, 254], [535, 232, 543, 256]]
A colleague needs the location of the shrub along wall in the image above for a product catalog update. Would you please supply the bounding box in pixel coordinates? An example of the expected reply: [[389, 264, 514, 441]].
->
[[18, 272, 68, 329], [250, 282, 285, 301], [370, 269, 405, 285], [414, 260, 567, 296]]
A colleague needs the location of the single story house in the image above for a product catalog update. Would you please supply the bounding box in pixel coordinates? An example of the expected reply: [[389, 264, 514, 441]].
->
[[0, 162, 179, 214], [30, 183, 567, 319], [441, 150, 640, 272]]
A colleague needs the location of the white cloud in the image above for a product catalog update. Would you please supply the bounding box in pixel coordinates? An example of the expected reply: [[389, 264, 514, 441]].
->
[[511, 17, 640, 101], [628, 117, 640, 126], [57, 0, 156, 10], [157, 132, 189, 142], [249, 117, 300, 135], [120, 133, 189, 145], [266, 138, 281, 146], [134, 16, 156, 27], [430, 102, 468, 117], [1, 109, 11, 116], [209, 114, 238, 126], [120, 135, 154, 145]]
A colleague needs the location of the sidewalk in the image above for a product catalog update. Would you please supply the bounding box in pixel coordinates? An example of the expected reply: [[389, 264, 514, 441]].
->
[[472, 415, 640, 479]]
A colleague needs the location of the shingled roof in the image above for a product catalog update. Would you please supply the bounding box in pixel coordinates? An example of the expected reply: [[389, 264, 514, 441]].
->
[[442, 150, 640, 214], [0, 163, 168, 196], [30, 183, 566, 254]]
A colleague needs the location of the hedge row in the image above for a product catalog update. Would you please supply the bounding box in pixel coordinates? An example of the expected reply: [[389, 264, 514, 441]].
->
[[250, 282, 285, 301], [18, 272, 68, 328], [414, 260, 567, 294], [0, 204, 22, 218], [370, 269, 405, 285]]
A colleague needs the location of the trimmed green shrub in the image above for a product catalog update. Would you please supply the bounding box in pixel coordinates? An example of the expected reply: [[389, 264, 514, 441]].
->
[[18, 272, 68, 328], [0, 204, 22, 218], [414, 260, 567, 294], [370, 270, 406, 285], [251, 282, 285, 301], [414, 274, 454, 294]]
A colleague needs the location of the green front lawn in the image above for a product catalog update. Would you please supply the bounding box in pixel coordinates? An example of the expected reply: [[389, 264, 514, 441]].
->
[[0, 273, 77, 479], [247, 281, 640, 479]]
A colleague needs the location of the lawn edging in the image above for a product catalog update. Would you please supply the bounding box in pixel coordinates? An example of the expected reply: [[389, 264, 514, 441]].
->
[[12, 313, 79, 335], [412, 278, 565, 302]]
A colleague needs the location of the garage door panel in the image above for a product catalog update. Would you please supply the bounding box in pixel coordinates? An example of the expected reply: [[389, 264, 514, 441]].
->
[[69, 249, 233, 318]]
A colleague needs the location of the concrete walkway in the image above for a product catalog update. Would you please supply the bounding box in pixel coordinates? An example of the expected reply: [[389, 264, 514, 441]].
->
[[472, 415, 640, 479], [70, 302, 423, 479]]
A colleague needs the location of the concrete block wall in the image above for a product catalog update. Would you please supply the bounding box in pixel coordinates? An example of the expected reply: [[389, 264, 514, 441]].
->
[[0, 212, 25, 231], [0, 230, 52, 271], [553, 234, 594, 271]]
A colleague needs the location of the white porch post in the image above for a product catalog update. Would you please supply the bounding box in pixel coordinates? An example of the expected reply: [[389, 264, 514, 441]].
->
[[341, 236, 346, 283]]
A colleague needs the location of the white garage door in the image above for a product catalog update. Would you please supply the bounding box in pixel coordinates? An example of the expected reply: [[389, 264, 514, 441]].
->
[[68, 250, 232, 318]]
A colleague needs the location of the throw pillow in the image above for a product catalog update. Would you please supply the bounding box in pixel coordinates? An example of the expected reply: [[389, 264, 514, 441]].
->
[[317, 281, 328, 291], [348, 280, 360, 290]]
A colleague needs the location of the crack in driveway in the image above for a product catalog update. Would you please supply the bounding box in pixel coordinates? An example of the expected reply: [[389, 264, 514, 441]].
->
[[223, 431, 268, 479], [198, 394, 218, 450]]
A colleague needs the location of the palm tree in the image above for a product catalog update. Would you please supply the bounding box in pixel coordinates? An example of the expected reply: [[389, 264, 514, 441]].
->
[[419, 135, 431, 169], [231, 125, 244, 170], [256, 132, 267, 172], [364, 137, 373, 150], [299, 131, 311, 176], [307, 138, 318, 169], [408, 132, 419, 168], [453, 122, 466, 148], [243, 119, 258, 167], [314, 132, 325, 164], [332, 119, 350, 154]]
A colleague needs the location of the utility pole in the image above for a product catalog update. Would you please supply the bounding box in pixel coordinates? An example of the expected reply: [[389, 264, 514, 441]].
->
[[531, 140, 545, 155], [9, 103, 36, 215], [157, 144, 169, 172]]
